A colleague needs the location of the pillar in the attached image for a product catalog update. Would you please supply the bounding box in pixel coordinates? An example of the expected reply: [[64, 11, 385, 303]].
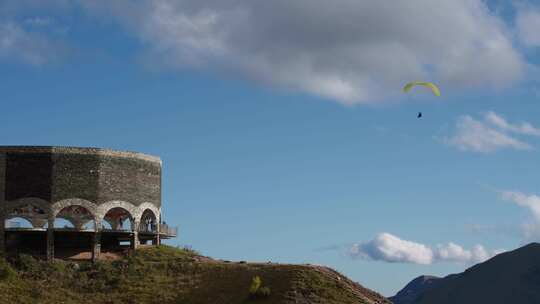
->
[[131, 220, 139, 250], [92, 231, 101, 262], [0, 214, 5, 255], [131, 231, 139, 250], [46, 218, 54, 261], [155, 220, 160, 246], [151, 221, 160, 246]]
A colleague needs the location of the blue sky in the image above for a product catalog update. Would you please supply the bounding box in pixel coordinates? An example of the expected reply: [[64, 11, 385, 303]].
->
[[2, 0, 540, 296]]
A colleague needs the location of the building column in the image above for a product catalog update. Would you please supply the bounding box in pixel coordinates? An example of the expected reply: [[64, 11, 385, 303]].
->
[[131, 220, 139, 250], [92, 231, 101, 262], [152, 233, 160, 246], [0, 214, 5, 255], [46, 218, 54, 261], [155, 220, 160, 246], [132, 231, 139, 250]]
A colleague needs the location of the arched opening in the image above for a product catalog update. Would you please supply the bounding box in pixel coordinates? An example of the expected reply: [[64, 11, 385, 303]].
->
[[5, 217, 34, 229], [139, 209, 157, 233], [54, 205, 96, 230], [139, 209, 158, 245], [53, 205, 96, 259], [101, 207, 134, 253], [102, 207, 133, 231], [4, 204, 48, 257]]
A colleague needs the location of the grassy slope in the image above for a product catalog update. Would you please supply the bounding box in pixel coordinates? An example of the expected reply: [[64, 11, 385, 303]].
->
[[0, 246, 389, 304]]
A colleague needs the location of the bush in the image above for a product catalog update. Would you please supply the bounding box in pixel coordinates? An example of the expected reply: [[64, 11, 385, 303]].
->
[[249, 276, 262, 294], [0, 258, 16, 281], [14, 254, 40, 273], [248, 275, 271, 299]]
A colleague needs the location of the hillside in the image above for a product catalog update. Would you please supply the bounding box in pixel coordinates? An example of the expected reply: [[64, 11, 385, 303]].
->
[[0, 246, 390, 304], [394, 243, 540, 304]]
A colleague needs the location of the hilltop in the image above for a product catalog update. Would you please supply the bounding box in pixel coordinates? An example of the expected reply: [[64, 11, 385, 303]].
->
[[0, 246, 390, 304]]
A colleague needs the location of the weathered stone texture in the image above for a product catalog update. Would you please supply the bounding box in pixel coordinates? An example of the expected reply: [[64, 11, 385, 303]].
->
[[0, 146, 161, 207], [5, 152, 53, 202], [0, 147, 171, 260], [96, 155, 161, 207]]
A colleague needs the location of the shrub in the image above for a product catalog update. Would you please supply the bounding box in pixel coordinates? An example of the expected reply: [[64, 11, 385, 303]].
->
[[248, 276, 271, 299], [249, 276, 262, 294], [0, 258, 16, 281], [14, 254, 40, 273]]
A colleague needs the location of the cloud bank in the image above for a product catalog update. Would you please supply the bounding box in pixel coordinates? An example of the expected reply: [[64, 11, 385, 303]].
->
[[348, 232, 499, 265], [85, 0, 527, 104], [1, 0, 530, 104], [443, 112, 540, 153]]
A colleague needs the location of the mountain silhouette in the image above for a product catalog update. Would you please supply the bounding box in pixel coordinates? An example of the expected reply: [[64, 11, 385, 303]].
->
[[391, 243, 540, 304]]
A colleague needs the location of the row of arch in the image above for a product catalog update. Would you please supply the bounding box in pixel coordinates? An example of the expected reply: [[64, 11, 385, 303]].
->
[[0, 197, 161, 233]]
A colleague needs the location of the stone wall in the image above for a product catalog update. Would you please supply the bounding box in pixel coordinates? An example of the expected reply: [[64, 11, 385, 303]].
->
[[0, 146, 161, 207]]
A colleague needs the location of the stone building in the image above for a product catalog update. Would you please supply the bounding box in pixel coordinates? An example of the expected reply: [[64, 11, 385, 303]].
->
[[0, 146, 177, 261]]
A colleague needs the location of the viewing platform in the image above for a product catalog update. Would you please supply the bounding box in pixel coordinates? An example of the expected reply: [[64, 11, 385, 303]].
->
[[0, 146, 177, 261]]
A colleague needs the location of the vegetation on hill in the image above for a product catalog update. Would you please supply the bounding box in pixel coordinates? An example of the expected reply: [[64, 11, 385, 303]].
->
[[0, 246, 389, 304]]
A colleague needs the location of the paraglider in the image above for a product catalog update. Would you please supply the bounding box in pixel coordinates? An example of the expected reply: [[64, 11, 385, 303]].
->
[[403, 82, 440, 119], [403, 82, 441, 96]]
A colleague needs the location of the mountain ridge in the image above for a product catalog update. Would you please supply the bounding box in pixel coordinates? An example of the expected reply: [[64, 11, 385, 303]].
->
[[391, 242, 540, 304]]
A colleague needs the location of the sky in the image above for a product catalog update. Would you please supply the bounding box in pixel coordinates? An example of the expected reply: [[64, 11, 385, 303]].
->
[[1, 0, 540, 296]]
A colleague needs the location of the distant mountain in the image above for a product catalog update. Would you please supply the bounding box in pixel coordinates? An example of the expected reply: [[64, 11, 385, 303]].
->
[[392, 243, 540, 304], [389, 275, 442, 304]]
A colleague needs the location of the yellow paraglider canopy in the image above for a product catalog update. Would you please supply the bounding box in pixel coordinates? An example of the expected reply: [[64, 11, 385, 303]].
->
[[403, 82, 441, 96]]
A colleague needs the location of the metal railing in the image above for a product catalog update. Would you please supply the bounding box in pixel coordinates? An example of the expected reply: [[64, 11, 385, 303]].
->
[[159, 224, 178, 237]]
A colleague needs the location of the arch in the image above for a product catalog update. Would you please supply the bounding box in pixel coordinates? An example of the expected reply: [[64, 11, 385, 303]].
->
[[5, 217, 33, 228], [97, 200, 138, 221], [1, 198, 50, 228], [52, 198, 98, 218], [1, 197, 51, 217], [54, 204, 96, 231], [102, 207, 134, 231], [135, 202, 160, 225], [139, 209, 158, 233]]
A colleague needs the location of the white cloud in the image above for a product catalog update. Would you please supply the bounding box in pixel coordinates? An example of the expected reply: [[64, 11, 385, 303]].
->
[[434, 243, 490, 264], [348, 232, 499, 265], [516, 8, 540, 47], [485, 111, 540, 136], [79, 0, 526, 105], [500, 191, 540, 221], [349, 233, 434, 265], [443, 115, 531, 153], [0, 22, 64, 65], [0, 1, 533, 104], [498, 190, 540, 243]]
